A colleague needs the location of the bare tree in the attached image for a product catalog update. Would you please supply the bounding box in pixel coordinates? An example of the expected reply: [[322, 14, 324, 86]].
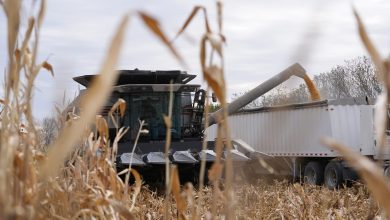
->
[[40, 117, 59, 147], [314, 56, 380, 99], [345, 56, 381, 97], [231, 91, 263, 109], [232, 56, 380, 109], [232, 85, 310, 109]]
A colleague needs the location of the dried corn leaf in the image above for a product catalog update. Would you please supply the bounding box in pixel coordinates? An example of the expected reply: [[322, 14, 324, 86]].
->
[[96, 115, 109, 141], [217, 0, 223, 34], [40, 14, 129, 179], [118, 98, 126, 117], [200, 35, 225, 101], [3, 0, 21, 60], [3, 0, 21, 93], [138, 11, 184, 66], [206, 33, 223, 58], [353, 8, 385, 79], [109, 98, 126, 129], [323, 138, 390, 215], [24, 47, 32, 68], [354, 8, 390, 155], [117, 168, 129, 176], [200, 35, 207, 71], [37, 0, 46, 29], [42, 61, 54, 77], [111, 126, 129, 162], [171, 166, 186, 218], [21, 17, 35, 54], [87, 132, 95, 153], [200, 34, 224, 71], [129, 168, 142, 211], [163, 115, 172, 128], [375, 93, 388, 149], [203, 65, 225, 102], [110, 98, 126, 118], [14, 49, 21, 61], [172, 6, 211, 42]]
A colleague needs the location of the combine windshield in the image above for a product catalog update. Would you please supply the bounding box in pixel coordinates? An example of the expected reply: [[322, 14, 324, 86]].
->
[[126, 92, 181, 141]]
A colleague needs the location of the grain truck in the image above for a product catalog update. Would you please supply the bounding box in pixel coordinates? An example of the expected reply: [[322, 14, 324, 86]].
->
[[206, 96, 388, 189]]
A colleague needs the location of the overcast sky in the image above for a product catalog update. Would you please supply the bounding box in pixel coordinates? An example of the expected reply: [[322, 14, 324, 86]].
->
[[1, 0, 390, 119]]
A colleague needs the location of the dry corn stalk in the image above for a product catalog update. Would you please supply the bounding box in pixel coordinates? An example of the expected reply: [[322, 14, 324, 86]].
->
[[163, 82, 174, 220], [173, 1, 235, 218], [40, 14, 129, 179], [321, 7, 390, 218], [0, 1, 186, 218], [108, 98, 126, 131], [353, 8, 390, 150]]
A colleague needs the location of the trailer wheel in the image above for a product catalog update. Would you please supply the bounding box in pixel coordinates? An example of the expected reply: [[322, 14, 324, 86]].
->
[[384, 167, 390, 178], [304, 161, 324, 185], [324, 161, 343, 190]]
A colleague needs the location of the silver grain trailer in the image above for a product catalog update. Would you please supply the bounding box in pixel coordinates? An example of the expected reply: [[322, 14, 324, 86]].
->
[[206, 97, 389, 189]]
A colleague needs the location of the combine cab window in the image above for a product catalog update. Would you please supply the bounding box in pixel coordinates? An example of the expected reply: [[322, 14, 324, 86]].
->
[[129, 93, 181, 141]]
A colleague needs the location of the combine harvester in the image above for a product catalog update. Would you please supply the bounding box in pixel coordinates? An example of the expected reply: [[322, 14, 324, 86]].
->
[[70, 63, 385, 189]]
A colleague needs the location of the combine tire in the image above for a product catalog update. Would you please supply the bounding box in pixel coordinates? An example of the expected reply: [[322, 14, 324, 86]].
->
[[324, 161, 343, 190], [304, 161, 324, 185]]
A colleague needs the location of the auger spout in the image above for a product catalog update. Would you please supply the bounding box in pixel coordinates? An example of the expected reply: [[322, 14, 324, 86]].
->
[[207, 63, 307, 126]]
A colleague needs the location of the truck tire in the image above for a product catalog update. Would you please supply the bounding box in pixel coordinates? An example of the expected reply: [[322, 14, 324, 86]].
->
[[384, 166, 390, 178], [304, 161, 324, 185], [324, 161, 343, 190]]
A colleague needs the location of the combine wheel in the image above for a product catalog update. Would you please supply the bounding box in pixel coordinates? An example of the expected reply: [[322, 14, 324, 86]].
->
[[324, 161, 343, 190], [303, 161, 324, 185]]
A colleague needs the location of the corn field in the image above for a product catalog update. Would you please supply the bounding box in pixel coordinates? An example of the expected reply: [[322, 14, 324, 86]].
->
[[1, 0, 390, 219]]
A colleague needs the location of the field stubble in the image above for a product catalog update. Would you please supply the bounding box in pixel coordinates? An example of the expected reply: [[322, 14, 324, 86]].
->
[[136, 180, 377, 219]]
